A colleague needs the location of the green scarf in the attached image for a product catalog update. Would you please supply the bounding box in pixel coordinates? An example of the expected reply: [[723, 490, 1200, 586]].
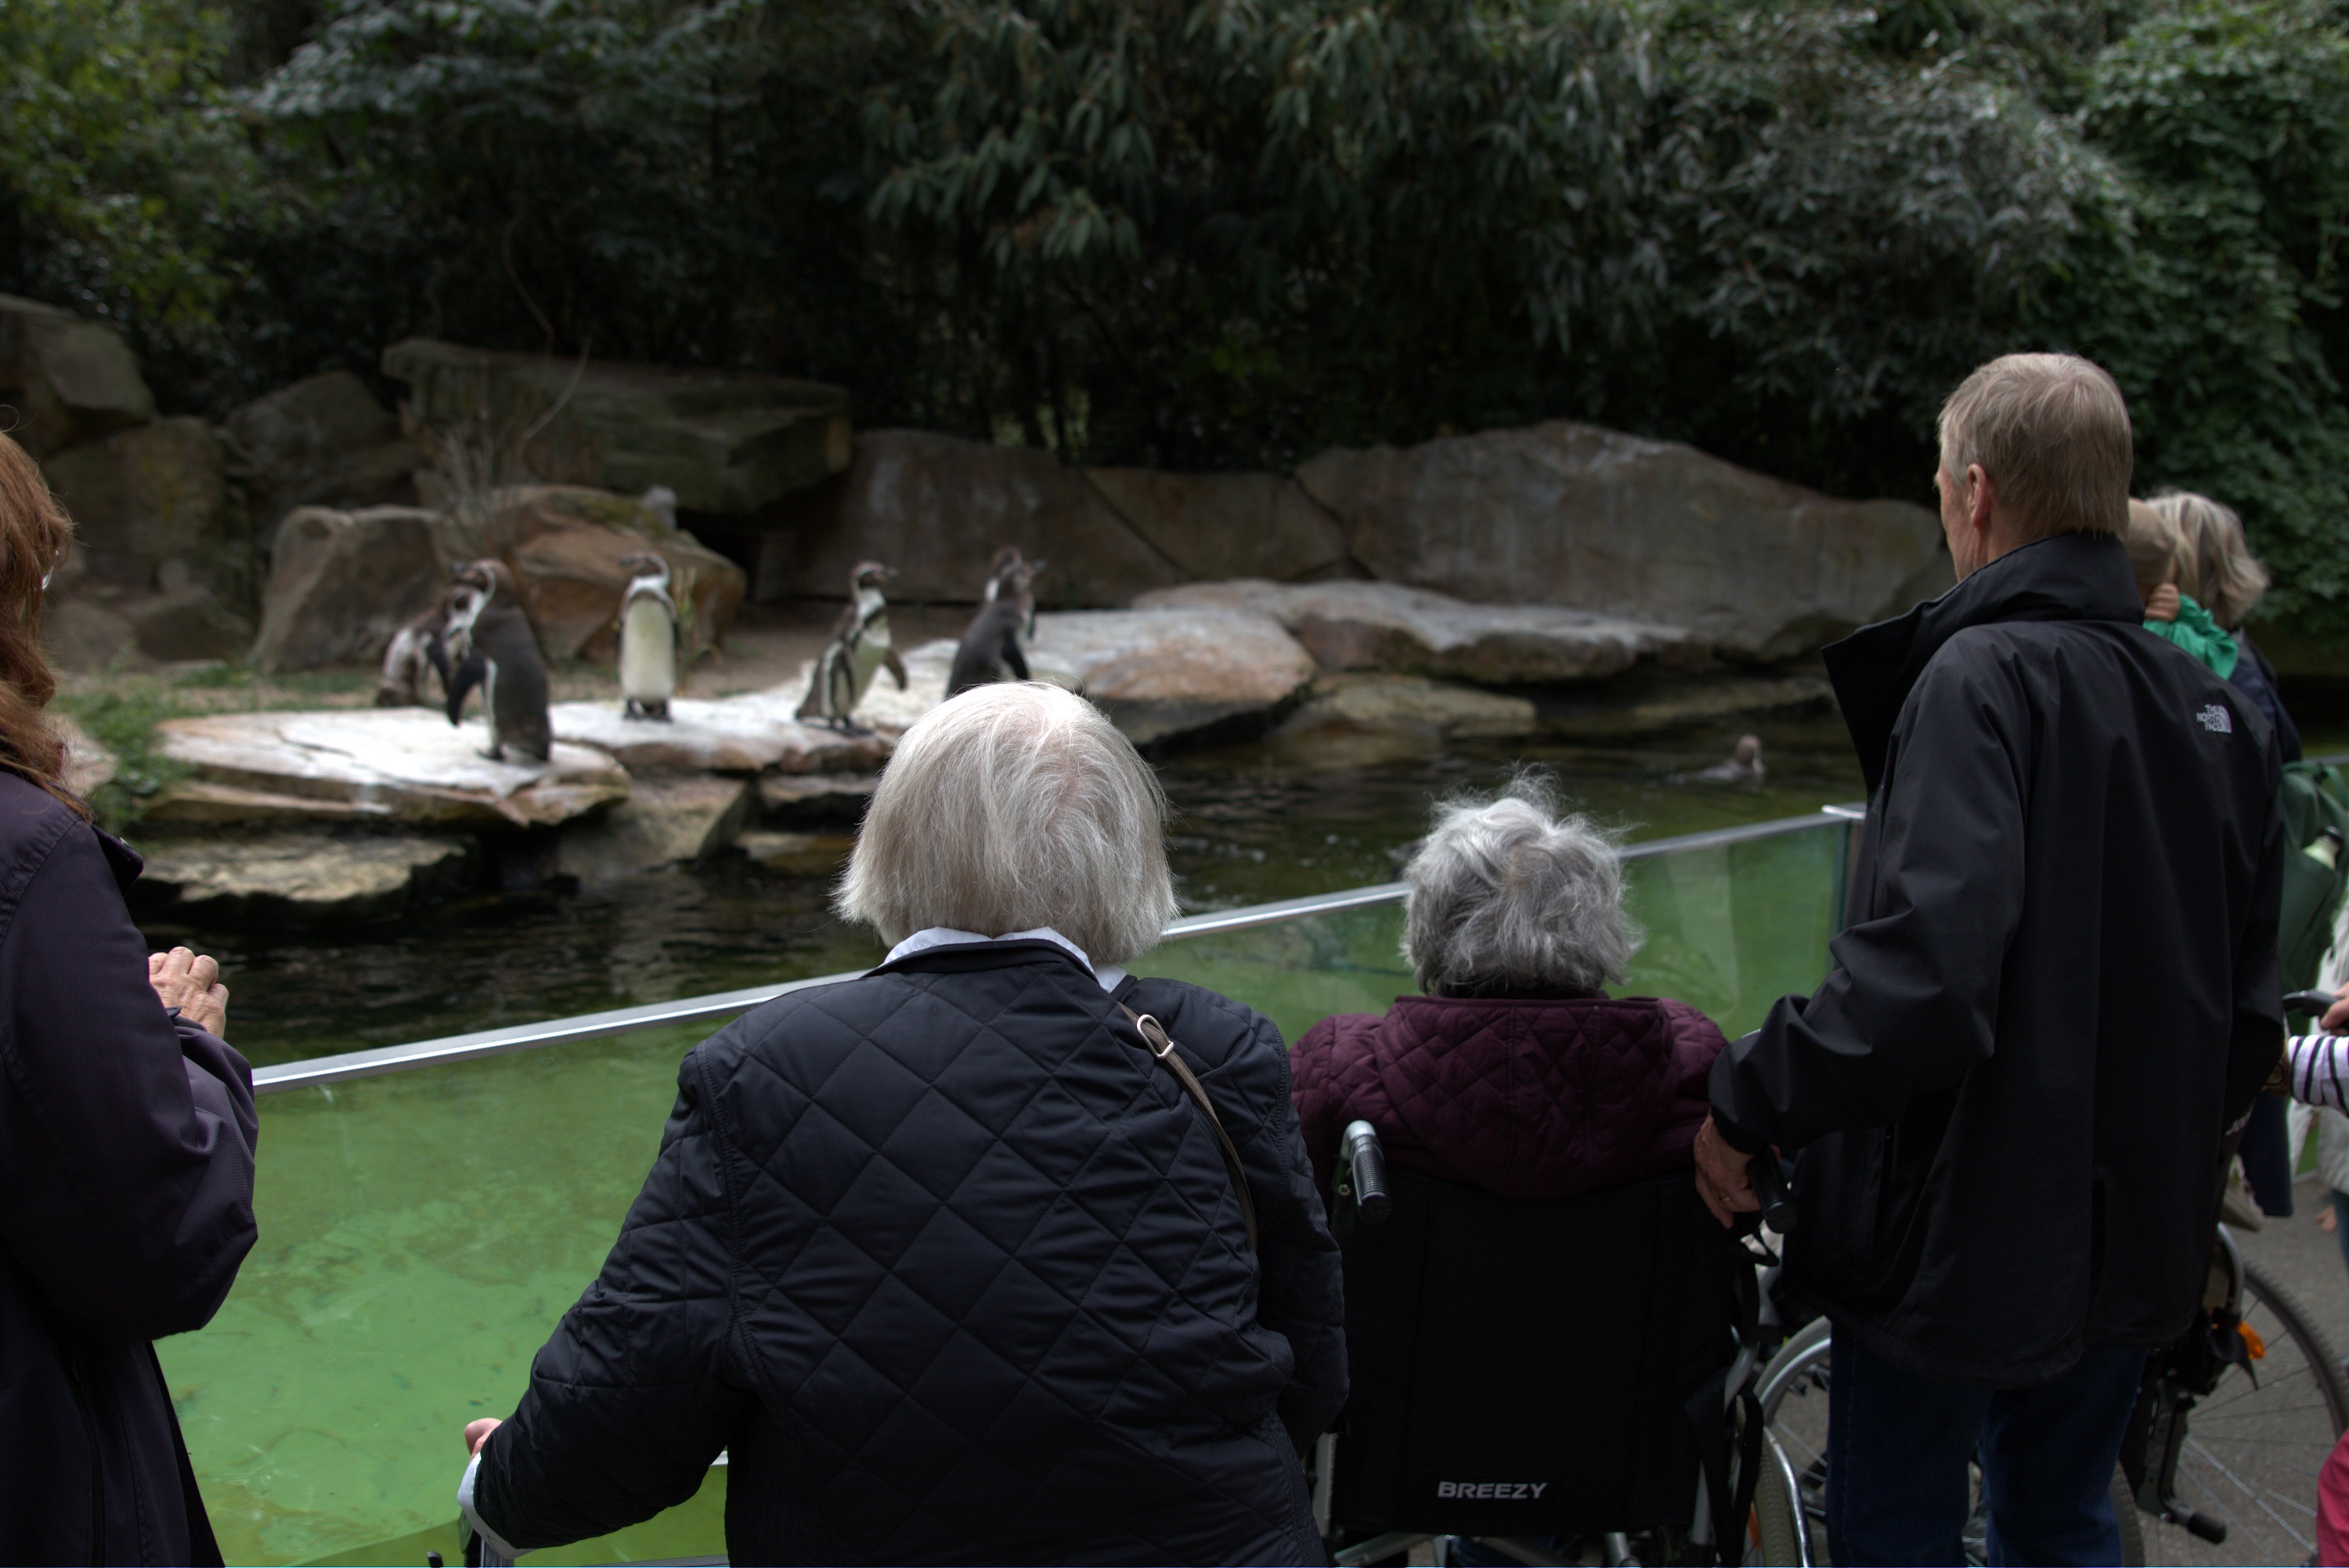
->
[[2145, 593, 2239, 679]]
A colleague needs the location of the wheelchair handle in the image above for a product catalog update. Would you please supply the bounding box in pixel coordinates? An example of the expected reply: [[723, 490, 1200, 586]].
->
[[1750, 1152, 1796, 1233], [2285, 988, 2339, 1020], [1340, 1119, 1392, 1225]]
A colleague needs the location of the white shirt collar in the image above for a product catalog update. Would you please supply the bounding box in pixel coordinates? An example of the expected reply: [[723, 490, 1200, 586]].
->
[[884, 927, 1128, 993]]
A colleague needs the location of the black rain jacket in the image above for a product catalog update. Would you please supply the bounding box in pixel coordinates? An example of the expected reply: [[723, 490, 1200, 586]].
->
[[476, 939, 1346, 1566], [0, 772, 258, 1565], [1710, 532, 2284, 1387]]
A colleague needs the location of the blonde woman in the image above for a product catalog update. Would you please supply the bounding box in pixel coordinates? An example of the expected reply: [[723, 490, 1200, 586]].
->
[[2149, 490, 2300, 759]]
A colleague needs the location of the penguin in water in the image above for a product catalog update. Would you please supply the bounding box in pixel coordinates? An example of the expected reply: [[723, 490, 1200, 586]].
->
[[947, 554, 1047, 698], [616, 551, 677, 722], [1691, 734, 1766, 787], [443, 559, 554, 762], [796, 561, 907, 733]]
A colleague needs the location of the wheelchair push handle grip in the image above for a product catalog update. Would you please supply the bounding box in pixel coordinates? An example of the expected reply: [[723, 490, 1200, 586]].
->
[[1340, 1119, 1392, 1225], [1749, 1152, 1796, 1233], [2285, 988, 2340, 1020]]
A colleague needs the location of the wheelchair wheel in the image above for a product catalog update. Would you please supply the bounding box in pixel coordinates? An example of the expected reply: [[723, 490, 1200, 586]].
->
[[2137, 1259, 2349, 1567], [1752, 1319, 1831, 1566], [1748, 1318, 2147, 1567]]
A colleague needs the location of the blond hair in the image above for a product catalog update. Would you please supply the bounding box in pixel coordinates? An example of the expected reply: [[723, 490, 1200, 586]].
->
[[2124, 499, 2181, 598], [1937, 353, 2133, 539], [2152, 491, 2268, 629], [835, 682, 1178, 964]]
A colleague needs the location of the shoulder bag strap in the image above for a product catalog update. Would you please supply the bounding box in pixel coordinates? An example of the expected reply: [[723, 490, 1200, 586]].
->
[[1118, 1003, 1261, 1252]]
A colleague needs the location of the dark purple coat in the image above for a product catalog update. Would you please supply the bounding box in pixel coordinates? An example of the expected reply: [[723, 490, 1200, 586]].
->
[[1290, 993, 1728, 1202], [0, 772, 257, 1566]]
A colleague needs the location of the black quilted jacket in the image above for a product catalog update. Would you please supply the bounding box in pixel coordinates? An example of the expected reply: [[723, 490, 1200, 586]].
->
[[476, 939, 1346, 1565]]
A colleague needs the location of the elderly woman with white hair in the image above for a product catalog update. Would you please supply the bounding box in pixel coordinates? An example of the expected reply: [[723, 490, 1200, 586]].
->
[[1293, 778, 1729, 1206], [456, 683, 1345, 1567]]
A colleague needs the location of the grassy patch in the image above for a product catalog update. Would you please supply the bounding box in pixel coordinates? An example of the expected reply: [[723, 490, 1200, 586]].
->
[[53, 684, 195, 833]]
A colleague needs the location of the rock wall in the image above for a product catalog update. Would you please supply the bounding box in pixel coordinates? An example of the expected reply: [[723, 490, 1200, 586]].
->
[[763, 424, 1950, 660], [1297, 421, 1951, 659]]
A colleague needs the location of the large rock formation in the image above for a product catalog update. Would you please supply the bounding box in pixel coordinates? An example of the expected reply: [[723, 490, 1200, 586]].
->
[[251, 506, 447, 672], [1295, 421, 1950, 659], [759, 431, 1186, 608], [384, 338, 852, 514], [852, 608, 1316, 747], [479, 487, 743, 661], [148, 708, 629, 828], [41, 418, 246, 603], [552, 774, 755, 884], [1137, 579, 1688, 683], [1086, 469, 1351, 583], [0, 295, 156, 459], [251, 486, 746, 672], [224, 370, 423, 544]]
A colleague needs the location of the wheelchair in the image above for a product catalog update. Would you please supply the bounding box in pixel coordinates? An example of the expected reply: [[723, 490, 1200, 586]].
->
[[1313, 1123, 1784, 1567]]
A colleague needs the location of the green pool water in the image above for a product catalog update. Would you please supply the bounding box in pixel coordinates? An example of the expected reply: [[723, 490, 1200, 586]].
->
[[151, 716, 1863, 1564]]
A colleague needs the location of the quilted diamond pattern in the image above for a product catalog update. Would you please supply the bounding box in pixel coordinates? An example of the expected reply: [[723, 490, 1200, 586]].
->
[[476, 940, 1344, 1566], [1291, 993, 1727, 1202]]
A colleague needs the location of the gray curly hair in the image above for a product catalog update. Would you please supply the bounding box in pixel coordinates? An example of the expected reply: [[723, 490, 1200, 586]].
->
[[1402, 775, 1639, 997]]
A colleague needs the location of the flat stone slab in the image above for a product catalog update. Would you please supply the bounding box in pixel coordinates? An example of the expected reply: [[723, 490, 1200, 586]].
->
[[849, 607, 1315, 747], [758, 770, 879, 822], [550, 695, 890, 774], [151, 708, 630, 828], [1134, 579, 1688, 683], [1277, 673, 1541, 740], [135, 831, 474, 919]]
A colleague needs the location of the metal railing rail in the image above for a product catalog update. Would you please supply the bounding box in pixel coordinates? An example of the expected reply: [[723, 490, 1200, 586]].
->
[[252, 804, 1858, 1095]]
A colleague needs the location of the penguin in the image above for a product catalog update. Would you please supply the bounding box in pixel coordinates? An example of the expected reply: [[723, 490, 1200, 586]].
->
[[796, 561, 908, 733], [979, 546, 1042, 641], [442, 559, 554, 762], [374, 579, 482, 708], [617, 551, 677, 722], [1692, 734, 1766, 787], [947, 557, 1047, 698]]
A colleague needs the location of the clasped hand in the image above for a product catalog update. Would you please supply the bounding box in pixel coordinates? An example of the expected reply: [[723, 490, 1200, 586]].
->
[[148, 946, 229, 1039], [1692, 1114, 1762, 1228]]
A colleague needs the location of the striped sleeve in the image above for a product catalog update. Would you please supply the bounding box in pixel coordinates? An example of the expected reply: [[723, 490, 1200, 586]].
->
[[2289, 1034, 2349, 1112]]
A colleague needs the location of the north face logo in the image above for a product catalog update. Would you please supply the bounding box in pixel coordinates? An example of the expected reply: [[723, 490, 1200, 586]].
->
[[2198, 705, 2233, 734]]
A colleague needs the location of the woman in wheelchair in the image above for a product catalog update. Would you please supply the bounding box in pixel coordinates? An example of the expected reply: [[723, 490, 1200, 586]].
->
[[1292, 776, 1728, 1204], [1291, 778, 1761, 1566]]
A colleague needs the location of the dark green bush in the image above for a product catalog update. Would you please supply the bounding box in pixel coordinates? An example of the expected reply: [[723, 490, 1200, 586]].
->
[[8, 0, 2349, 638]]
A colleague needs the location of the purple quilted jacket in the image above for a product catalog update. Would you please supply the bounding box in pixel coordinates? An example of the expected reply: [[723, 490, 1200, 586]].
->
[[1291, 993, 1729, 1202]]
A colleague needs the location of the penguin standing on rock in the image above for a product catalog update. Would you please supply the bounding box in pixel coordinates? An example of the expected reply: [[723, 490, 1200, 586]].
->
[[948, 556, 1046, 698], [617, 551, 677, 721], [796, 561, 907, 733], [443, 558, 554, 762]]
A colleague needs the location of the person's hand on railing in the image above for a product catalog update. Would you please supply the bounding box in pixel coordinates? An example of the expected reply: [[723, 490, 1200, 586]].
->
[[465, 1418, 502, 1457], [148, 946, 228, 1040]]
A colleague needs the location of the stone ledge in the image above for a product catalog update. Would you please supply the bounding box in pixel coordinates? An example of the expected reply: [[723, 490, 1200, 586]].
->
[[153, 708, 630, 828]]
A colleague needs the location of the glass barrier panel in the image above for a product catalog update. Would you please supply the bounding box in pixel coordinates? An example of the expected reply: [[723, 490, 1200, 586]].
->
[[1620, 820, 1846, 1039], [1133, 820, 1845, 1044], [161, 1026, 719, 1566]]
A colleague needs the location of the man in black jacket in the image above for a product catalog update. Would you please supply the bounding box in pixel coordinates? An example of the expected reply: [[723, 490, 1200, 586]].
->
[[1697, 354, 2284, 1566]]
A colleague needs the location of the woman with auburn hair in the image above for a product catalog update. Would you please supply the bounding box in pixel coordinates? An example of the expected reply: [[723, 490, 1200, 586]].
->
[[0, 432, 258, 1567]]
